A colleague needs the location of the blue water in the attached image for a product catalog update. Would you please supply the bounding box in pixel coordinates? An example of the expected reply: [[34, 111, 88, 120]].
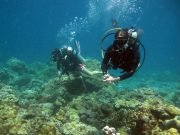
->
[[0, 0, 180, 73]]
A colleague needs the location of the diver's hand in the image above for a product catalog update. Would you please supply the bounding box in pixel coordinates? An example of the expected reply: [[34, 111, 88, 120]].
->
[[103, 74, 120, 83], [103, 74, 111, 79]]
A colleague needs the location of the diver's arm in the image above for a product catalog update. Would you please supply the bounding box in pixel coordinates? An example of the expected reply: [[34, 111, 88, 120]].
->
[[77, 54, 86, 63], [81, 66, 102, 76], [57, 60, 61, 71], [103, 71, 134, 83], [73, 40, 87, 63], [101, 55, 109, 75], [101, 46, 112, 75], [81, 66, 93, 76]]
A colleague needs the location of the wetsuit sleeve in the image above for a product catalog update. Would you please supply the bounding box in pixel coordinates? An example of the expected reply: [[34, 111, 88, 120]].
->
[[101, 45, 112, 75], [76, 54, 85, 63]]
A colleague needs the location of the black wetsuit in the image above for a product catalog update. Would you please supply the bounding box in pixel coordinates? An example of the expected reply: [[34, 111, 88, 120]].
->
[[101, 29, 140, 80], [57, 48, 83, 75]]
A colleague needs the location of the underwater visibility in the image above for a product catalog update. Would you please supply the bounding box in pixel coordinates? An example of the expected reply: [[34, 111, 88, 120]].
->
[[0, 0, 180, 134]]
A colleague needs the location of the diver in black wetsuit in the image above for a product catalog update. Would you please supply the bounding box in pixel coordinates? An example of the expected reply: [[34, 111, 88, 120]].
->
[[51, 45, 101, 78], [101, 28, 141, 83], [51, 46, 82, 76], [51, 45, 101, 90]]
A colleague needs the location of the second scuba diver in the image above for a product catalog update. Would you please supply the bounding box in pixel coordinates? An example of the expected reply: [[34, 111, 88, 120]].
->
[[52, 46, 100, 78], [101, 27, 144, 83]]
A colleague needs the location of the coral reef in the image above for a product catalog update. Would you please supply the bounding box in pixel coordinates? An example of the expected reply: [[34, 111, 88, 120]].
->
[[162, 116, 180, 130], [0, 83, 20, 135], [0, 58, 180, 135]]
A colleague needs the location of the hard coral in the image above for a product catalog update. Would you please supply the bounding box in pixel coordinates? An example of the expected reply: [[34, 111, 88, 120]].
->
[[39, 122, 57, 135], [0, 84, 20, 134], [163, 117, 180, 130], [62, 121, 99, 135], [167, 128, 179, 135]]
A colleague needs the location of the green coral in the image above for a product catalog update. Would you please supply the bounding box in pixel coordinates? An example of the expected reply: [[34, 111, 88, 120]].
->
[[39, 122, 57, 135]]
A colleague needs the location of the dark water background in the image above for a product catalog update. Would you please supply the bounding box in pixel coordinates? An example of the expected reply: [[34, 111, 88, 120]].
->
[[0, 0, 179, 73]]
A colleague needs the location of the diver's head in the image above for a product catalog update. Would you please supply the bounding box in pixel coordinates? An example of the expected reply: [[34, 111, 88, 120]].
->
[[51, 48, 60, 62], [63, 46, 73, 52], [115, 30, 128, 47], [115, 29, 128, 40], [61, 46, 74, 56]]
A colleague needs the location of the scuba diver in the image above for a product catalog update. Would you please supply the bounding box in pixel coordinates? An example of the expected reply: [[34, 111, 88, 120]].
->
[[51, 40, 101, 82], [51, 43, 101, 90], [101, 26, 145, 83]]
